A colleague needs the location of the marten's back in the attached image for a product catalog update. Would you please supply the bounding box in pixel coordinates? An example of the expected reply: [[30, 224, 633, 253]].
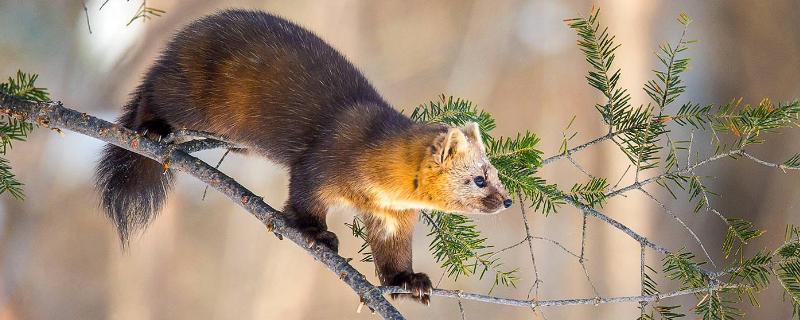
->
[[137, 10, 391, 164]]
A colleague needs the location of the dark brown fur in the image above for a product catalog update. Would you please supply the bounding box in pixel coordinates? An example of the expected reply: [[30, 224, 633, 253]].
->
[[95, 10, 511, 304]]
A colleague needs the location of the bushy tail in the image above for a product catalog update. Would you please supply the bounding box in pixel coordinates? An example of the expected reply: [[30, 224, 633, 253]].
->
[[95, 100, 174, 246]]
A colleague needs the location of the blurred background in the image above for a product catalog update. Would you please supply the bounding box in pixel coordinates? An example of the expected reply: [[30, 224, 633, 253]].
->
[[1, 1, 799, 319]]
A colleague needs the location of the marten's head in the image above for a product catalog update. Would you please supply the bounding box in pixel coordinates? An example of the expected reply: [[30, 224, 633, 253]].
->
[[419, 122, 512, 214]]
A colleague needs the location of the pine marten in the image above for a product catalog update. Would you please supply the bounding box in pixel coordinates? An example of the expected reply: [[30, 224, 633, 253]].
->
[[95, 9, 512, 304]]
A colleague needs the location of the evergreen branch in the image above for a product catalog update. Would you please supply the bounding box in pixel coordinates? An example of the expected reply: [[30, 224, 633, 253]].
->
[[775, 260, 800, 305], [710, 99, 800, 147], [645, 12, 693, 111], [567, 9, 669, 170], [663, 249, 707, 289], [639, 264, 688, 320], [345, 216, 373, 263], [0, 71, 50, 103], [0, 71, 49, 199], [722, 217, 766, 259], [566, 8, 631, 128], [487, 133, 542, 163], [0, 93, 404, 320], [570, 177, 609, 208], [422, 211, 489, 279], [687, 175, 714, 213], [695, 290, 742, 320], [783, 154, 800, 169], [493, 163, 563, 215], [674, 102, 713, 129], [0, 157, 23, 199], [727, 250, 771, 292], [410, 94, 496, 135], [421, 211, 518, 291], [659, 249, 745, 319], [540, 121, 666, 167]]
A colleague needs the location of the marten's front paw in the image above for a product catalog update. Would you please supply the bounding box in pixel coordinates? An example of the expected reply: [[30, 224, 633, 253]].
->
[[389, 272, 432, 305], [300, 227, 339, 252]]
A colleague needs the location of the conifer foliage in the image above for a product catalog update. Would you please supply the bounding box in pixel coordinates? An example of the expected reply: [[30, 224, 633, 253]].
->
[[0, 71, 49, 199], [403, 8, 800, 318]]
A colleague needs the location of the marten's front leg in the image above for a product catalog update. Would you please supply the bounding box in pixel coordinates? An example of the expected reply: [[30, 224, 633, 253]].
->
[[364, 211, 432, 304], [285, 172, 338, 252]]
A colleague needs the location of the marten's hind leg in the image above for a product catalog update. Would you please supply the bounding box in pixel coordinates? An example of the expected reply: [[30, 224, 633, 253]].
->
[[285, 170, 339, 252], [127, 89, 174, 139]]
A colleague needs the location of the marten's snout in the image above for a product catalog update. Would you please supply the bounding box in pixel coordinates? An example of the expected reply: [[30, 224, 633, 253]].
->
[[481, 191, 512, 213]]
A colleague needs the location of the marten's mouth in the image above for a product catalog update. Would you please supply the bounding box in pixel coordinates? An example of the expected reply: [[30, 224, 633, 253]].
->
[[462, 205, 509, 215], [482, 206, 509, 215]]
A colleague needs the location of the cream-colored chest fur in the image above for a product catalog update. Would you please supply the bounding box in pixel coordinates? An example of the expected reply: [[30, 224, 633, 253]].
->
[[371, 189, 436, 211]]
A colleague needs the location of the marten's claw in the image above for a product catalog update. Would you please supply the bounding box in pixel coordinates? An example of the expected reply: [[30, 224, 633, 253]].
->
[[300, 227, 339, 252], [389, 272, 432, 305]]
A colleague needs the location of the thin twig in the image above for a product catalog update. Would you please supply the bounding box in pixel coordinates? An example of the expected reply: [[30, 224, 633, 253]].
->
[[611, 165, 632, 190], [577, 211, 599, 297], [741, 151, 800, 172], [532, 236, 583, 260], [518, 192, 543, 302], [581, 262, 600, 298], [639, 245, 646, 317], [541, 131, 618, 166], [82, 2, 92, 34], [568, 154, 593, 178], [202, 149, 232, 200], [491, 238, 528, 257], [579, 212, 588, 260], [687, 131, 694, 168], [639, 188, 716, 267]]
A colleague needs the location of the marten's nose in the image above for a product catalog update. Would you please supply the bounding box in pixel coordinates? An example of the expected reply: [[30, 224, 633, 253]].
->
[[503, 199, 513, 208]]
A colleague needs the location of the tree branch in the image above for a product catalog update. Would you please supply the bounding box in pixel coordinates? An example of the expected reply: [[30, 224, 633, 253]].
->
[[605, 149, 742, 198], [380, 282, 740, 308], [0, 94, 404, 320], [541, 131, 618, 166]]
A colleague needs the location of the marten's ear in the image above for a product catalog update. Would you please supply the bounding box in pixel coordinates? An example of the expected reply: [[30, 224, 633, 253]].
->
[[434, 128, 469, 164], [462, 122, 485, 152]]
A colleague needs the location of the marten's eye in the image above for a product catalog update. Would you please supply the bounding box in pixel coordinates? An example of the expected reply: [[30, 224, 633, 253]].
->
[[473, 176, 487, 188]]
